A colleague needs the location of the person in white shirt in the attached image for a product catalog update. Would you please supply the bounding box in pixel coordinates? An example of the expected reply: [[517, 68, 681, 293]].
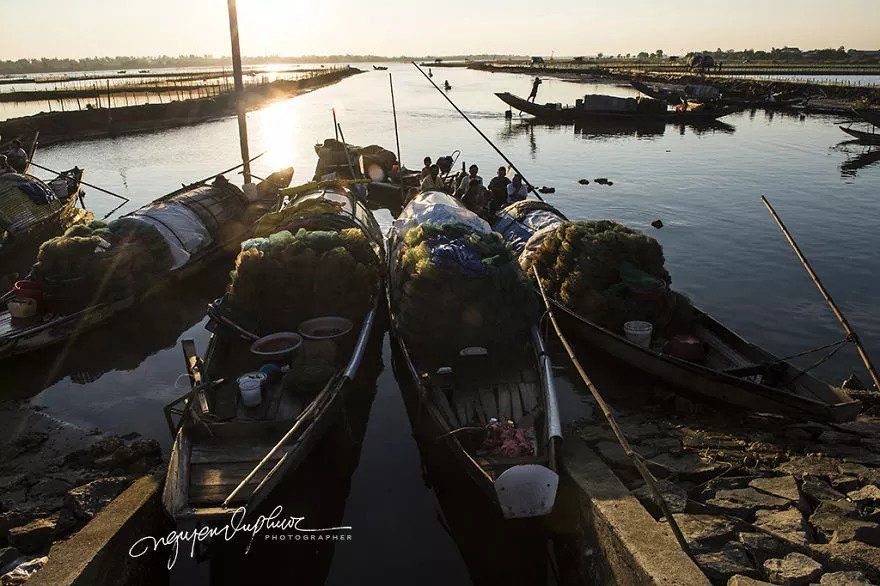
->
[[454, 164, 482, 199], [420, 164, 445, 191], [506, 174, 529, 203]]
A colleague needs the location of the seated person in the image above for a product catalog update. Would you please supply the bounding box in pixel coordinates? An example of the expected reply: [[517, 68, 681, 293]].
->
[[420, 164, 446, 191]]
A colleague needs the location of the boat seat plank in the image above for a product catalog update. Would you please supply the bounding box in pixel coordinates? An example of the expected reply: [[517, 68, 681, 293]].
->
[[479, 387, 498, 422], [510, 383, 524, 423], [498, 384, 513, 421], [190, 443, 284, 465], [433, 390, 460, 428], [519, 382, 539, 415]]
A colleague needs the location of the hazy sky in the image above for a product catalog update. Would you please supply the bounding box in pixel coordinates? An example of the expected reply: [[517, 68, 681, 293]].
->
[[1, 0, 876, 60]]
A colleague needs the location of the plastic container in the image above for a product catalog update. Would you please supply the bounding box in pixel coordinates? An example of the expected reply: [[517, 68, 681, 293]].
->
[[8, 297, 37, 319], [237, 372, 266, 407], [623, 321, 653, 349], [250, 332, 303, 363], [298, 317, 353, 341]]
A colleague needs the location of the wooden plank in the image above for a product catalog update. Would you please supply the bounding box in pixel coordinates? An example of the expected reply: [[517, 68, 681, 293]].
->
[[190, 461, 265, 488], [433, 390, 460, 428], [190, 443, 284, 465], [519, 382, 538, 415], [497, 384, 513, 421], [510, 383, 524, 423], [479, 386, 498, 421]]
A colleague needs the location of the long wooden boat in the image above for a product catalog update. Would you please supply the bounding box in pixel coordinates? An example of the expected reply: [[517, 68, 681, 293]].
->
[[0, 168, 91, 290], [162, 185, 385, 521], [493, 200, 860, 422], [840, 125, 880, 145], [0, 168, 293, 360], [496, 92, 738, 123], [388, 191, 561, 519]]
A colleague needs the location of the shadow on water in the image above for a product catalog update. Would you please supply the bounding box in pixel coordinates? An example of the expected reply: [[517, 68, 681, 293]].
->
[[2, 261, 232, 402], [840, 144, 880, 177], [498, 117, 736, 145]]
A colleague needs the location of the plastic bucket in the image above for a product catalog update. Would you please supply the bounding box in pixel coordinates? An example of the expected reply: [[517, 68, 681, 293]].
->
[[623, 321, 653, 349], [238, 372, 266, 407]]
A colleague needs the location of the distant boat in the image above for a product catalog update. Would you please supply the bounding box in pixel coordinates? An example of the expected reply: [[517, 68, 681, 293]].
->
[[138, 69, 150, 73], [117, 70, 126, 74], [840, 125, 880, 145], [444, 81, 452, 90], [372, 65, 388, 71]]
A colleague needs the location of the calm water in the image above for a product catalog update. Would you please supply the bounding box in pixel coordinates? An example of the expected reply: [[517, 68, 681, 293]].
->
[[5, 64, 880, 584]]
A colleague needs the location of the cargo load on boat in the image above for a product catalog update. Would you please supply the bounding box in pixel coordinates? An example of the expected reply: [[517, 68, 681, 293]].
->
[[389, 192, 535, 361], [520, 220, 695, 335], [226, 193, 382, 335], [30, 179, 246, 307]]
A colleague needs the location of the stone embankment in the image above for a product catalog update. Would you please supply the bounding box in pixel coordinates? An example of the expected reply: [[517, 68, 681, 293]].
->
[[574, 385, 880, 585], [0, 403, 161, 585]]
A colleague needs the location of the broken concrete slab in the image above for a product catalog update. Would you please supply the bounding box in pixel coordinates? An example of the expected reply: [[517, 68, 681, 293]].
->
[[749, 476, 800, 502], [632, 479, 688, 516], [753, 508, 810, 546], [64, 477, 132, 521], [7, 518, 56, 554], [763, 552, 823, 585], [672, 513, 739, 552], [649, 452, 725, 481], [707, 488, 791, 518], [810, 503, 880, 547], [695, 543, 758, 583], [818, 570, 873, 584], [810, 541, 880, 583], [727, 576, 773, 585]]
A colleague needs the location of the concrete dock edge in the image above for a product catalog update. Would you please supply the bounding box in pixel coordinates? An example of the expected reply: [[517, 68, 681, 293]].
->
[[562, 439, 710, 585], [30, 474, 169, 586]]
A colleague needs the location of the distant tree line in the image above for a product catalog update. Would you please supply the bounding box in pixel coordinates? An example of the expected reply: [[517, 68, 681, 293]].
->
[[599, 47, 879, 63], [0, 54, 527, 75]]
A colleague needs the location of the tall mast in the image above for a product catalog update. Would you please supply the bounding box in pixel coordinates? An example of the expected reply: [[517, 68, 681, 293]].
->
[[226, 0, 251, 184]]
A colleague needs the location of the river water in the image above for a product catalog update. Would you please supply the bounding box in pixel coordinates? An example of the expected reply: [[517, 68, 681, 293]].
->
[[5, 64, 880, 584]]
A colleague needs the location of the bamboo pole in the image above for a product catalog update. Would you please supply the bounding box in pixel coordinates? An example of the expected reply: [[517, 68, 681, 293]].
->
[[761, 196, 880, 392], [28, 160, 130, 203], [389, 73, 402, 169], [227, 0, 251, 184], [532, 266, 693, 556]]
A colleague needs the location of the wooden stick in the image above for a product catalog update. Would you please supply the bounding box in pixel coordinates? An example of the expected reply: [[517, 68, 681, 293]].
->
[[227, 0, 252, 184], [411, 61, 545, 202], [532, 266, 693, 557], [389, 73, 402, 169], [332, 107, 339, 141], [761, 195, 880, 392], [27, 160, 130, 202]]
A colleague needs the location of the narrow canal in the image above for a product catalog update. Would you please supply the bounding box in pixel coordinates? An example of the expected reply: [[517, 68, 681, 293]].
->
[[4, 63, 879, 584]]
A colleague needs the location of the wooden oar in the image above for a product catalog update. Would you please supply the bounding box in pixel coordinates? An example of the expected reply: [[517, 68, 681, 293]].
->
[[762, 195, 880, 393], [411, 61, 545, 203], [532, 265, 693, 557]]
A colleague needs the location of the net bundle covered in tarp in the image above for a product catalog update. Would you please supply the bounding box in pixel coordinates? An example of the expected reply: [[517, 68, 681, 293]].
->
[[493, 200, 566, 255], [521, 220, 694, 334], [390, 193, 535, 362], [33, 217, 173, 304], [225, 195, 381, 335], [0, 174, 62, 233]]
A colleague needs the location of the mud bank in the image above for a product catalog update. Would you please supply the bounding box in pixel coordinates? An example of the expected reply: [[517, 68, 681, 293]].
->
[[0, 67, 362, 146], [573, 383, 880, 585], [0, 403, 162, 585]]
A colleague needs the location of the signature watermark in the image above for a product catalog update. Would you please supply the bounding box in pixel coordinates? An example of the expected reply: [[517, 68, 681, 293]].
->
[[129, 506, 352, 569]]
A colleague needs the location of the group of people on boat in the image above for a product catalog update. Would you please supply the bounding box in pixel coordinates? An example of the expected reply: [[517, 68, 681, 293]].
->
[[419, 156, 531, 216]]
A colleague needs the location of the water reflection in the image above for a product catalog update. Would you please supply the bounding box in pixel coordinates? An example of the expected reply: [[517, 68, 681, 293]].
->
[[840, 145, 880, 177], [499, 117, 736, 145]]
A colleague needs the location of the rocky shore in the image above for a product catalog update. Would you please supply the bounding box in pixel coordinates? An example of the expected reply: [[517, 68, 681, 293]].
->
[[0, 403, 161, 585], [574, 384, 880, 585]]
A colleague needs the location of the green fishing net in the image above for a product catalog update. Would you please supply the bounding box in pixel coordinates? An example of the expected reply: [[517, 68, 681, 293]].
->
[[227, 226, 380, 335], [391, 222, 536, 364], [521, 220, 694, 333]]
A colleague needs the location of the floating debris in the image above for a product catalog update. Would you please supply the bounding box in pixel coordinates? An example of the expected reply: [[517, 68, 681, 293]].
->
[[652, 219, 664, 229], [595, 178, 609, 185], [578, 179, 589, 185], [538, 186, 555, 194]]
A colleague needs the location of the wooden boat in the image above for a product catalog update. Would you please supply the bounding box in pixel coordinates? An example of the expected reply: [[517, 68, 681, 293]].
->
[[0, 168, 293, 360], [494, 200, 861, 422], [630, 80, 683, 105], [0, 167, 91, 290], [312, 138, 419, 203], [162, 185, 385, 521], [496, 92, 738, 123], [388, 191, 561, 519], [840, 125, 880, 146], [372, 65, 388, 71]]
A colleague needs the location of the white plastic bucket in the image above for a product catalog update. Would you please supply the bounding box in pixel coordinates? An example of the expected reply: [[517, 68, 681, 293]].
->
[[237, 373, 265, 407], [623, 321, 653, 349]]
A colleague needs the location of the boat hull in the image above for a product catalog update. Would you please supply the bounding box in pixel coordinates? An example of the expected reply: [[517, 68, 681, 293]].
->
[[841, 126, 880, 145]]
